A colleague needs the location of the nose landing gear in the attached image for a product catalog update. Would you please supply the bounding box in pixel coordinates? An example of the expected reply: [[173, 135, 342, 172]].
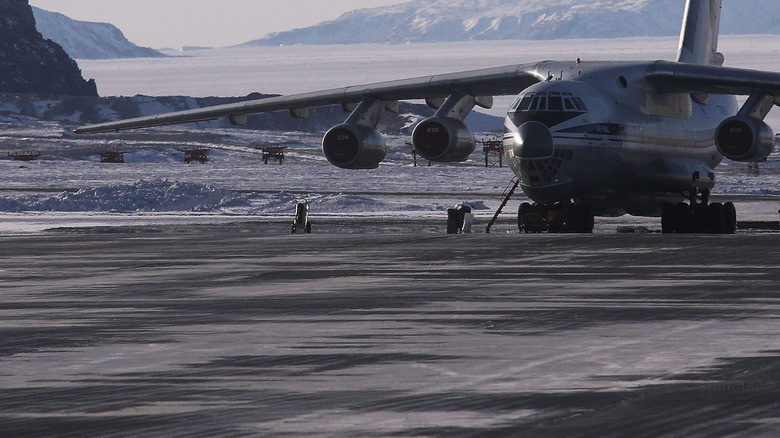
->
[[518, 202, 594, 233], [661, 189, 737, 234]]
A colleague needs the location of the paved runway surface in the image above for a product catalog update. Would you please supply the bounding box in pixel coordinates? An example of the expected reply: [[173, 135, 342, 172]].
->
[[2, 225, 780, 437]]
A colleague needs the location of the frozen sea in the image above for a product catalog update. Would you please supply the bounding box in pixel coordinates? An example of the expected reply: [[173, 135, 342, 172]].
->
[[1, 37, 780, 234], [79, 35, 780, 125]]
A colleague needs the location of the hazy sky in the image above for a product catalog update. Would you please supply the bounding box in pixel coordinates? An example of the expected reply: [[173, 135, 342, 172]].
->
[[28, 0, 409, 49]]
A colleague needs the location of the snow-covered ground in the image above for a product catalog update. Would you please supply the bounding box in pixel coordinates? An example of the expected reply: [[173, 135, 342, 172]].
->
[[0, 124, 521, 233], [1, 121, 777, 235], [1, 38, 779, 234]]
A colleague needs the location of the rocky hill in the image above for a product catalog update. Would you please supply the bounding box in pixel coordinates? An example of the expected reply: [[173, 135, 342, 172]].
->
[[32, 7, 167, 60], [0, 0, 97, 96], [243, 0, 780, 46]]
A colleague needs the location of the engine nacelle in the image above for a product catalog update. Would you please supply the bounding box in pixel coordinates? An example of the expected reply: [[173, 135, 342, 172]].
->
[[715, 116, 776, 162], [322, 123, 387, 169], [411, 117, 476, 162]]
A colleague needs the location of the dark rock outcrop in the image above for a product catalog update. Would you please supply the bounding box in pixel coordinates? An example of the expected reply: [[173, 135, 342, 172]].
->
[[0, 0, 98, 96]]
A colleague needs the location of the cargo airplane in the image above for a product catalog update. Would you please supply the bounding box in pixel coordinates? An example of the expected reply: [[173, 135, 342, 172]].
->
[[76, 0, 780, 234]]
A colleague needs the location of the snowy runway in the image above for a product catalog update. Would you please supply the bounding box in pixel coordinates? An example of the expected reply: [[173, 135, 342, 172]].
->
[[1, 231, 780, 436]]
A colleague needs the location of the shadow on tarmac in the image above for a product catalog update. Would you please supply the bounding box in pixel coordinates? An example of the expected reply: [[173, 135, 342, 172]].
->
[[1, 226, 780, 437]]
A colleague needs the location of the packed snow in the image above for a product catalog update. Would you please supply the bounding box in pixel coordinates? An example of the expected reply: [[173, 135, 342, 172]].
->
[[0, 177, 489, 216], [0, 179, 247, 213]]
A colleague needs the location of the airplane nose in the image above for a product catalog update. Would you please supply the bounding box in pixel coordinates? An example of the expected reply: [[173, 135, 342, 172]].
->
[[514, 121, 554, 159]]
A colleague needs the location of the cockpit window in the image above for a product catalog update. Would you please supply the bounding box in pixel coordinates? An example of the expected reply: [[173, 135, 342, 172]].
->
[[530, 95, 540, 111], [514, 92, 587, 113], [509, 91, 588, 128], [548, 95, 563, 111], [519, 96, 532, 111]]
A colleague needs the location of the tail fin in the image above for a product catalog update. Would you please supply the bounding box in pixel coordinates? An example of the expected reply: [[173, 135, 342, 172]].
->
[[677, 0, 724, 65]]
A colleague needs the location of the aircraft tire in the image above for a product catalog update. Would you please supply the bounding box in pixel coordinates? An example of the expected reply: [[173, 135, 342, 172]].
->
[[533, 203, 549, 222], [661, 203, 676, 234], [565, 205, 579, 233], [582, 206, 595, 234], [547, 204, 567, 233], [518, 202, 533, 233], [692, 203, 710, 233], [566, 205, 594, 234], [674, 203, 692, 234], [707, 203, 725, 234], [723, 202, 737, 234]]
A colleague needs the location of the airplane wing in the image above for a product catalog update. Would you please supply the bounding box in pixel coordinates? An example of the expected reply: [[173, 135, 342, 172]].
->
[[74, 63, 545, 134], [646, 60, 780, 103]]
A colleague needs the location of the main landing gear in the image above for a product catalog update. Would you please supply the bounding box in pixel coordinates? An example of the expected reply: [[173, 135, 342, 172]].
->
[[661, 188, 737, 234], [518, 202, 595, 233]]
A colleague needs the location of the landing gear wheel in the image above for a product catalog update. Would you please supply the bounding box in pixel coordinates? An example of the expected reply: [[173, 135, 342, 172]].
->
[[674, 202, 692, 234], [661, 200, 738, 235], [580, 206, 595, 234], [707, 203, 725, 234], [661, 203, 676, 234], [566, 205, 594, 234], [723, 202, 737, 234], [547, 204, 567, 233], [518, 202, 533, 233], [518, 203, 551, 233], [692, 203, 709, 233]]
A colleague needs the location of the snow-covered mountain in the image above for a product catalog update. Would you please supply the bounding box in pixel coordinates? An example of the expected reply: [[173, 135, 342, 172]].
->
[[242, 0, 780, 46], [32, 7, 166, 60]]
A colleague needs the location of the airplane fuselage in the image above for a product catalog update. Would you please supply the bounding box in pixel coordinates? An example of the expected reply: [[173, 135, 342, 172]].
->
[[503, 60, 738, 217]]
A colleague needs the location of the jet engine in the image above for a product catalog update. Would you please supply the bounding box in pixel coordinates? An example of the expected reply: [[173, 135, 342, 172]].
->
[[715, 116, 776, 162], [322, 123, 387, 169], [411, 117, 476, 162]]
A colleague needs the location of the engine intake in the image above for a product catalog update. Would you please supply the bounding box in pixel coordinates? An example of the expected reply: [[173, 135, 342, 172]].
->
[[412, 117, 476, 162], [715, 116, 775, 162], [322, 123, 386, 169]]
